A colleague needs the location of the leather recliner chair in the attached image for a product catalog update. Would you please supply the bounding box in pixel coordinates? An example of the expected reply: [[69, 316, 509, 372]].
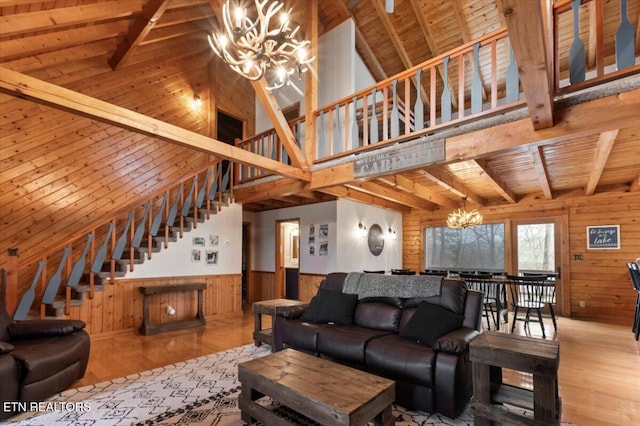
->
[[0, 302, 90, 420]]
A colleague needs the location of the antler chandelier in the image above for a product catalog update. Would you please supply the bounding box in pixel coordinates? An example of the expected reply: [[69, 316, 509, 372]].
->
[[446, 197, 483, 229], [208, 0, 314, 90]]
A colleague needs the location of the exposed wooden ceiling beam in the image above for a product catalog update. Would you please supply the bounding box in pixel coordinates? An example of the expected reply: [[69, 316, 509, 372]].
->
[[472, 159, 517, 203], [496, 0, 554, 129], [383, 175, 458, 209], [346, 180, 435, 210], [0, 67, 310, 182], [235, 180, 308, 204], [0, 0, 139, 37], [0, 22, 128, 62], [585, 129, 619, 195], [528, 146, 553, 199], [141, 20, 209, 45], [321, 186, 411, 213], [370, 0, 429, 104], [416, 168, 486, 206], [109, 0, 170, 70], [251, 80, 309, 170]]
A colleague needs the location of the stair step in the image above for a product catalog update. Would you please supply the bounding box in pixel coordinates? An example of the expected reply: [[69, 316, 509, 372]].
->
[[74, 284, 106, 293]]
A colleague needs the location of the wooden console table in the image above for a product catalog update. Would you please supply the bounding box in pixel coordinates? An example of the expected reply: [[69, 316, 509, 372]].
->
[[470, 331, 560, 426], [252, 299, 305, 351], [139, 282, 206, 335]]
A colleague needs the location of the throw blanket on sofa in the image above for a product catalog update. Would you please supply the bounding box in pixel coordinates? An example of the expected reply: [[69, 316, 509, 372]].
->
[[343, 272, 442, 299]]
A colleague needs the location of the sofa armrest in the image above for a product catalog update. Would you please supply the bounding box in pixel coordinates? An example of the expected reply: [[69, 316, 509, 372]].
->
[[275, 304, 309, 320], [433, 327, 480, 355], [8, 319, 86, 340], [0, 341, 15, 354]]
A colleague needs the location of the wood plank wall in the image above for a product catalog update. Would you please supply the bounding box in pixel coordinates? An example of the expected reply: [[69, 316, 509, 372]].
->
[[403, 191, 639, 325], [59, 274, 242, 337], [0, 35, 256, 296], [250, 271, 324, 303]]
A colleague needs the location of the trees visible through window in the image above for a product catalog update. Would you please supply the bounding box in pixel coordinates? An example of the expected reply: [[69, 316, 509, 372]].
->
[[517, 223, 555, 273], [424, 224, 505, 272]]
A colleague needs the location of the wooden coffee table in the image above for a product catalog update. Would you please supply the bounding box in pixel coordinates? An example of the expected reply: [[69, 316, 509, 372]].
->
[[238, 348, 395, 425]]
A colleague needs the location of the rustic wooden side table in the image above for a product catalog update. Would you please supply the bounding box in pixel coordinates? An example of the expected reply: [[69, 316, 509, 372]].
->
[[252, 298, 305, 351], [470, 331, 561, 425]]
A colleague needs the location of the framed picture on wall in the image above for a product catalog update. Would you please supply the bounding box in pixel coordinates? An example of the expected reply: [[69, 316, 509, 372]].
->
[[191, 249, 202, 262], [206, 250, 219, 265], [209, 234, 219, 246], [587, 225, 620, 249], [193, 237, 206, 247]]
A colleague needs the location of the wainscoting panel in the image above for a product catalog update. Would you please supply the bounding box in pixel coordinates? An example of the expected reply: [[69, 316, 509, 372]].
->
[[65, 274, 242, 337]]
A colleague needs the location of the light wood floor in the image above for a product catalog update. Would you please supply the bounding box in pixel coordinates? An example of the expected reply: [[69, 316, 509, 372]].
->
[[78, 309, 639, 426]]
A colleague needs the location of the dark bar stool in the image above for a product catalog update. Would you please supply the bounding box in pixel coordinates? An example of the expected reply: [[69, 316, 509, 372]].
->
[[626, 262, 640, 341]]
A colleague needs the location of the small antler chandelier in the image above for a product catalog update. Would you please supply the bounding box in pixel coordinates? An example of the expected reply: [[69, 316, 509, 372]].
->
[[208, 0, 314, 90], [446, 197, 483, 229]]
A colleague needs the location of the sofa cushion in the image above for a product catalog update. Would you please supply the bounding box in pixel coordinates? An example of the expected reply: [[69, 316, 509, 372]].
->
[[400, 301, 464, 346], [300, 290, 358, 325], [354, 301, 402, 332], [317, 325, 392, 364], [279, 320, 328, 353], [366, 334, 437, 387]]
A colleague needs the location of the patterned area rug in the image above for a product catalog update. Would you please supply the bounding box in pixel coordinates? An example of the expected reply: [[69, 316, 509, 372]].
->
[[6, 344, 561, 426]]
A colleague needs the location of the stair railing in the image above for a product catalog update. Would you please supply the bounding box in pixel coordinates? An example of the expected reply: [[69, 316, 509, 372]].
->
[[11, 160, 233, 320]]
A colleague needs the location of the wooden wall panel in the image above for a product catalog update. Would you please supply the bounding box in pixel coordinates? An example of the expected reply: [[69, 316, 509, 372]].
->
[[299, 273, 325, 302], [64, 274, 242, 337], [403, 191, 639, 325], [0, 36, 255, 296], [252, 271, 276, 301]]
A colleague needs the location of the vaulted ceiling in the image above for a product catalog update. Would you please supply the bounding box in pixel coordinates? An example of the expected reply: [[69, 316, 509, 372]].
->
[[1, 0, 639, 222]]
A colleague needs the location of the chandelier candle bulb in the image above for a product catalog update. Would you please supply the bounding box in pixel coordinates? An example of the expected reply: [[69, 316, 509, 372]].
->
[[209, 0, 315, 91]]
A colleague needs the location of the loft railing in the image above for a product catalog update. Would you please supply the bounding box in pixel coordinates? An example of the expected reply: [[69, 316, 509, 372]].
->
[[235, 116, 306, 183], [234, 7, 638, 184], [233, 27, 522, 181], [312, 28, 520, 162], [10, 161, 233, 320], [554, 0, 639, 94]]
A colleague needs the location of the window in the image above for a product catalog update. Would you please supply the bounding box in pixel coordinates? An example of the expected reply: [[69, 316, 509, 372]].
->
[[424, 224, 505, 272], [517, 223, 555, 273]]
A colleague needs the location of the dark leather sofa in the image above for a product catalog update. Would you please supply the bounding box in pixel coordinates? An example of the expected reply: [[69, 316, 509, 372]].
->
[[0, 302, 90, 420], [273, 273, 482, 419]]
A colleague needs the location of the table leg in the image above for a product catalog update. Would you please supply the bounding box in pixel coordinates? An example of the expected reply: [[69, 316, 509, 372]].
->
[[533, 375, 558, 424], [253, 310, 262, 347], [373, 405, 394, 426], [472, 362, 492, 426]]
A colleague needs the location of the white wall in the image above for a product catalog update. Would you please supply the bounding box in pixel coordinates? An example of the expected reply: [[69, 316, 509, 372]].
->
[[335, 198, 403, 272], [249, 201, 337, 274], [121, 203, 243, 278], [354, 51, 376, 92]]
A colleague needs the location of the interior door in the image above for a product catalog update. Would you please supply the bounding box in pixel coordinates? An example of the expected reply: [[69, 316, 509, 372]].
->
[[511, 217, 564, 315]]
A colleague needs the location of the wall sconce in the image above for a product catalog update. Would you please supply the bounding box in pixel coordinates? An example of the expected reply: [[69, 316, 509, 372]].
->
[[192, 93, 202, 110], [358, 222, 367, 238], [387, 227, 397, 240]]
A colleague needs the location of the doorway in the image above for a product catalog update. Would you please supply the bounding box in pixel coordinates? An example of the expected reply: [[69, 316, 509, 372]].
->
[[216, 110, 244, 179], [510, 217, 564, 315], [275, 219, 300, 300]]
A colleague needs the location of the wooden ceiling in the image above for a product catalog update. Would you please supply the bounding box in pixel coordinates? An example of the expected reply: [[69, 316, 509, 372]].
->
[[1, 0, 639, 217]]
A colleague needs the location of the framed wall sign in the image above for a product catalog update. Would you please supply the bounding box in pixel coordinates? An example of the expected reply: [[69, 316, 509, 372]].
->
[[586, 225, 620, 250]]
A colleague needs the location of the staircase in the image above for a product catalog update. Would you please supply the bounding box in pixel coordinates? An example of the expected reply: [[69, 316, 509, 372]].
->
[[14, 162, 233, 320]]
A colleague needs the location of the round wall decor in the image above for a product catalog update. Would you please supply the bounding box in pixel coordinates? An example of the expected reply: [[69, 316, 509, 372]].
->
[[367, 224, 385, 256]]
